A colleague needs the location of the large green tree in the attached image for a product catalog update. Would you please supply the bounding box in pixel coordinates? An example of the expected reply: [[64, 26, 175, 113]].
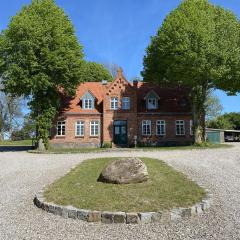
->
[[0, 0, 84, 148], [142, 0, 240, 143], [79, 61, 113, 82]]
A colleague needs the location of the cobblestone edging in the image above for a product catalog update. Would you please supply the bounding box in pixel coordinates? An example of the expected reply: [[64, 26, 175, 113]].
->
[[34, 188, 213, 224]]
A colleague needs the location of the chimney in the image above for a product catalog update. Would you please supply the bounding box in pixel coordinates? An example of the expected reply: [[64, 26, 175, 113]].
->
[[102, 79, 107, 85], [133, 79, 138, 87], [117, 67, 123, 78]]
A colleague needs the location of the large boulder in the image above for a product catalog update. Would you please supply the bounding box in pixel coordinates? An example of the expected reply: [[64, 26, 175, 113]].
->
[[97, 158, 149, 184]]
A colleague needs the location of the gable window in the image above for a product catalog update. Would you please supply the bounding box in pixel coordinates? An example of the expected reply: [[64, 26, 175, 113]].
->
[[75, 121, 84, 136], [142, 120, 151, 135], [176, 120, 185, 135], [156, 120, 166, 135], [83, 99, 93, 109], [90, 121, 99, 136], [190, 120, 194, 135], [57, 121, 65, 136], [111, 97, 118, 110], [147, 98, 157, 109], [122, 97, 130, 110]]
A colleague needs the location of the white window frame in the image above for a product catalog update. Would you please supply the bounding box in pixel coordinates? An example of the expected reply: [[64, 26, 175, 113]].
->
[[122, 97, 130, 110], [156, 120, 166, 136], [147, 98, 157, 110], [57, 121, 65, 136], [190, 120, 194, 135], [111, 97, 118, 110], [90, 121, 100, 137], [176, 120, 185, 136], [75, 121, 84, 137], [83, 99, 94, 109], [142, 120, 151, 136]]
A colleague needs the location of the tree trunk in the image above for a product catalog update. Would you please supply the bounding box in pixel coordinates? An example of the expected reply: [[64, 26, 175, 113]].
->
[[192, 101, 203, 144]]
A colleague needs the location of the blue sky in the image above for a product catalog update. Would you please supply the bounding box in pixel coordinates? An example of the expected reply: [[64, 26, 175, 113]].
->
[[1, 0, 240, 113]]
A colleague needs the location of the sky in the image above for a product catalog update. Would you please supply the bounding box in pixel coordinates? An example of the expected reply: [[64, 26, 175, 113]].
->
[[1, 0, 240, 113]]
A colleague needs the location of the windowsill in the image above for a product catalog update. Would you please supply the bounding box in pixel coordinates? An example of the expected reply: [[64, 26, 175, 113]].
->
[[156, 134, 166, 136], [175, 135, 186, 137], [75, 136, 84, 138], [56, 136, 65, 138], [90, 135, 99, 138]]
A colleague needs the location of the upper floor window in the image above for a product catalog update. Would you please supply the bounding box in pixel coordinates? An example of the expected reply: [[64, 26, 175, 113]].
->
[[90, 121, 99, 136], [122, 97, 130, 110], [111, 97, 118, 110], [176, 120, 185, 135], [75, 121, 84, 136], [156, 120, 166, 135], [83, 99, 94, 109], [147, 98, 157, 109], [57, 121, 65, 136], [142, 120, 151, 135]]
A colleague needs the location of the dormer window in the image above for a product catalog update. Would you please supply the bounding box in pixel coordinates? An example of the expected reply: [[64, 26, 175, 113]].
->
[[147, 98, 157, 109], [83, 99, 93, 109], [144, 90, 160, 110], [81, 91, 95, 110]]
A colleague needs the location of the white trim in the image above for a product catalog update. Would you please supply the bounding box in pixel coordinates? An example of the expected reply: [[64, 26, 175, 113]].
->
[[75, 121, 84, 136], [57, 121, 65, 136], [156, 120, 166, 136], [83, 99, 94, 109], [175, 120, 185, 135], [142, 120, 151, 136], [90, 120, 100, 136], [110, 97, 118, 110]]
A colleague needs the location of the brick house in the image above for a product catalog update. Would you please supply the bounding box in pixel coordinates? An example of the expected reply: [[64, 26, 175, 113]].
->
[[50, 68, 193, 148]]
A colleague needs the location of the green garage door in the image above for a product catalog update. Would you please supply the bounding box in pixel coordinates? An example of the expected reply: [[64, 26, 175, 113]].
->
[[206, 131, 220, 143]]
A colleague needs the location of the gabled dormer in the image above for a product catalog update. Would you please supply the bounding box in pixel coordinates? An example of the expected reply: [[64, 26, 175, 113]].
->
[[80, 90, 96, 109], [144, 89, 160, 110]]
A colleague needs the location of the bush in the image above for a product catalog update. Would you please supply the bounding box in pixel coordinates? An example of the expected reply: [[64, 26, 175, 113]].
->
[[102, 142, 112, 148]]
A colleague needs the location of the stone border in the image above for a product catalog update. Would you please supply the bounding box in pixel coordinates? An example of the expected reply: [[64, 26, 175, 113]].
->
[[34, 188, 212, 224]]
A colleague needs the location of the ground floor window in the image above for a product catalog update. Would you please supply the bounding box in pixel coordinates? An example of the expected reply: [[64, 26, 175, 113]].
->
[[90, 121, 99, 136], [75, 121, 84, 136], [156, 120, 166, 135], [142, 120, 151, 135], [176, 120, 185, 135], [57, 121, 65, 136]]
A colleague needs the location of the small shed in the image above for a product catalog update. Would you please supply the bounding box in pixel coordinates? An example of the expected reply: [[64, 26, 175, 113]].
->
[[205, 128, 225, 144]]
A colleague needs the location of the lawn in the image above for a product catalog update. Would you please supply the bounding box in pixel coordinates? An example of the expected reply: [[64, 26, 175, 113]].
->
[[35, 142, 232, 154], [0, 139, 33, 146], [44, 157, 206, 212]]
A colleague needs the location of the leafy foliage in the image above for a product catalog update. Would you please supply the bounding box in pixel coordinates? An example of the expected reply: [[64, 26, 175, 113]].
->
[[0, 0, 84, 148], [207, 112, 240, 130], [79, 61, 112, 82], [142, 0, 240, 143], [205, 92, 223, 121]]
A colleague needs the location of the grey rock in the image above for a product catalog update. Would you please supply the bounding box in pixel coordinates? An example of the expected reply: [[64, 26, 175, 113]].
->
[[151, 212, 162, 223], [113, 212, 126, 223], [97, 158, 149, 184], [126, 212, 139, 224], [67, 206, 77, 219], [102, 212, 114, 224], [77, 209, 89, 221], [170, 209, 182, 221], [138, 212, 153, 223], [88, 211, 101, 222]]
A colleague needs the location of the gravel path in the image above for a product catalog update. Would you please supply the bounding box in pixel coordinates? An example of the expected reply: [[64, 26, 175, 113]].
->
[[1, 144, 240, 240]]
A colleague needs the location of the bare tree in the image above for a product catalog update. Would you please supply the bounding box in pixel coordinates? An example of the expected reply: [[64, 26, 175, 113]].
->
[[102, 62, 120, 79]]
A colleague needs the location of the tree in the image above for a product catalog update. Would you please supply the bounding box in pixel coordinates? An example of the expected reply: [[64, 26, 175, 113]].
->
[[79, 61, 112, 82], [0, 0, 84, 148], [207, 116, 233, 130], [205, 92, 223, 121], [103, 62, 120, 78], [142, 0, 240, 144]]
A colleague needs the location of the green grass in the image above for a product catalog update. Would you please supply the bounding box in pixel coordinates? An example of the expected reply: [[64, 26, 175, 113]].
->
[[37, 143, 232, 154], [0, 139, 33, 146], [44, 157, 206, 212]]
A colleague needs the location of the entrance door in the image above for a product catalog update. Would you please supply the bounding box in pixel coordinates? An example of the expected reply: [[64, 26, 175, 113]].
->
[[113, 120, 127, 145]]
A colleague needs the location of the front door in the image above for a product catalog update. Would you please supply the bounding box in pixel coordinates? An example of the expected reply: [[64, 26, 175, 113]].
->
[[113, 120, 127, 145]]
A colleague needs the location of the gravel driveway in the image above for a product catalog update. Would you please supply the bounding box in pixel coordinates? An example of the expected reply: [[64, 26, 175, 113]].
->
[[1, 143, 240, 240]]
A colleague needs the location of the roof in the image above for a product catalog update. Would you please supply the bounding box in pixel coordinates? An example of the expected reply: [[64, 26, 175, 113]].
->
[[136, 82, 191, 113], [61, 82, 107, 114]]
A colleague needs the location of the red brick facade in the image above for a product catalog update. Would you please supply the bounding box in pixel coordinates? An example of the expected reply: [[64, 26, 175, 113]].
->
[[50, 69, 193, 148]]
